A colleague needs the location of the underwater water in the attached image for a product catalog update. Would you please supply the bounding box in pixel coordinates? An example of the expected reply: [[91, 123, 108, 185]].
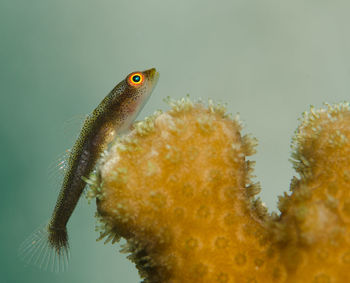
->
[[1, 0, 350, 282]]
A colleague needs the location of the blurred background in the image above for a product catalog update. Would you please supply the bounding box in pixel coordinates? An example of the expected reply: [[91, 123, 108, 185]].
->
[[1, 0, 350, 282]]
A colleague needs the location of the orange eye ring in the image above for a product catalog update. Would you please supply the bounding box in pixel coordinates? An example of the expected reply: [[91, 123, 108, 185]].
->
[[128, 72, 144, 86]]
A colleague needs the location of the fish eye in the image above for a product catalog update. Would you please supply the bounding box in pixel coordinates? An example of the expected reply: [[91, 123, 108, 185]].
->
[[128, 72, 144, 86]]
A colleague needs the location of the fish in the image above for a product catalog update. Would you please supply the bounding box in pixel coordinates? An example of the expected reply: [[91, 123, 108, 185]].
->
[[19, 68, 159, 271]]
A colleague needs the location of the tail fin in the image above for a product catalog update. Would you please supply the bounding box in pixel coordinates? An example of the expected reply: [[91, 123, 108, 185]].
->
[[18, 225, 70, 272]]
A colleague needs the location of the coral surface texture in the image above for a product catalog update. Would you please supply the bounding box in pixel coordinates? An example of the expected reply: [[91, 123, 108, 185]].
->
[[89, 97, 350, 283]]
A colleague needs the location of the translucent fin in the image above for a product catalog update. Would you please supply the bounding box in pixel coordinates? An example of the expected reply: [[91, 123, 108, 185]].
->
[[18, 225, 70, 272], [48, 114, 88, 192], [62, 114, 89, 151], [48, 149, 70, 175], [48, 149, 88, 197], [48, 149, 71, 192], [63, 114, 88, 140]]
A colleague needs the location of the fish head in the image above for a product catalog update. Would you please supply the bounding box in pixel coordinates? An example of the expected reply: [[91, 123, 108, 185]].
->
[[124, 68, 159, 102], [108, 68, 159, 134]]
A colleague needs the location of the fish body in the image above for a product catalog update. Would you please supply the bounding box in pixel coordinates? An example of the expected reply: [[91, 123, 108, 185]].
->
[[21, 68, 159, 270]]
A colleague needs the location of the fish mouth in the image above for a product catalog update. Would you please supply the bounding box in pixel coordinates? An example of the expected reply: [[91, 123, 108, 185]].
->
[[143, 68, 160, 88]]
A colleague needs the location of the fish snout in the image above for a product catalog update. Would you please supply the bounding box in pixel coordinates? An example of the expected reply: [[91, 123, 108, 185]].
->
[[143, 68, 159, 85]]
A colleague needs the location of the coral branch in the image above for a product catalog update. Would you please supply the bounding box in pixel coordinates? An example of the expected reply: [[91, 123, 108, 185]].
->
[[272, 103, 350, 282], [88, 98, 350, 283]]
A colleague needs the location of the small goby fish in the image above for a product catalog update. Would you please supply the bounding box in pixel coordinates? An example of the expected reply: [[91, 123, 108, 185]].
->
[[20, 68, 159, 271]]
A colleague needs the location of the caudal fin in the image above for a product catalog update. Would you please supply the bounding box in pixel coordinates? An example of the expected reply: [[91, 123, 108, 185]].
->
[[18, 225, 70, 272]]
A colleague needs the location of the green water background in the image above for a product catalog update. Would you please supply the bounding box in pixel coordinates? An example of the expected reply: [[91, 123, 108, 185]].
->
[[1, 0, 350, 282]]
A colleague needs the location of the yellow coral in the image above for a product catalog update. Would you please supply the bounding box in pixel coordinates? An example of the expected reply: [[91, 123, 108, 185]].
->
[[272, 103, 350, 282], [89, 98, 350, 283]]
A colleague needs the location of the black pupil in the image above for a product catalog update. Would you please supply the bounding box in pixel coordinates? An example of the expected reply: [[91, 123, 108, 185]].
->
[[132, 75, 141, 83]]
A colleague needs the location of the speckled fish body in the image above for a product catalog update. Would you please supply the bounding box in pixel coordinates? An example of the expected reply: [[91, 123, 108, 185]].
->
[[21, 68, 159, 268]]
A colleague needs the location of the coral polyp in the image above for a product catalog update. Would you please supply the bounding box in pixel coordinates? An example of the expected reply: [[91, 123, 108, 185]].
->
[[89, 98, 350, 282]]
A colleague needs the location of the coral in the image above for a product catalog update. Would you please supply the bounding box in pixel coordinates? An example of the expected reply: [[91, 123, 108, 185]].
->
[[89, 97, 350, 282], [271, 103, 350, 282]]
